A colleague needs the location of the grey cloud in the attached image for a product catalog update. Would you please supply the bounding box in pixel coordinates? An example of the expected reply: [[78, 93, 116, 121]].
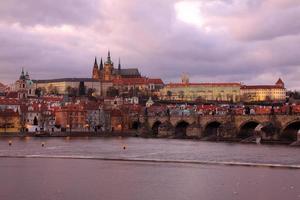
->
[[0, 0, 300, 90], [0, 0, 100, 26]]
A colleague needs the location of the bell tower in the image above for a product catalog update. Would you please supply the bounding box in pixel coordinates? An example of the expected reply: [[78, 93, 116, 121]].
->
[[104, 51, 114, 81]]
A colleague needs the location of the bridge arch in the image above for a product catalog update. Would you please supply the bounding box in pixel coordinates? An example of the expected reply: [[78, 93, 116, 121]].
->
[[238, 120, 260, 139], [152, 121, 162, 135], [203, 121, 222, 137], [175, 120, 189, 138], [280, 120, 300, 142]]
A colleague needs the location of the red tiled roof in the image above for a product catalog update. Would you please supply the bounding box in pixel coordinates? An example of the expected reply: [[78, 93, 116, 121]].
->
[[276, 78, 284, 85], [166, 82, 241, 87], [6, 92, 18, 98], [42, 96, 63, 102], [148, 78, 164, 84], [0, 98, 21, 105], [241, 85, 284, 89], [113, 77, 164, 85]]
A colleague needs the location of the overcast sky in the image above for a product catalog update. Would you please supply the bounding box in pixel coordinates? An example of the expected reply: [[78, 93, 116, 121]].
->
[[0, 0, 300, 89]]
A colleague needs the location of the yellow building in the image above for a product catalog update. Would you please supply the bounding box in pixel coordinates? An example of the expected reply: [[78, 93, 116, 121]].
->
[[0, 109, 20, 133], [160, 76, 241, 102], [241, 78, 286, 102], [33, 78, 113, 96]]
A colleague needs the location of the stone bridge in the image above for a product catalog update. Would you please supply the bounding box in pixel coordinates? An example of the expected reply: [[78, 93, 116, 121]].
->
[[130, 114, 300, 142]]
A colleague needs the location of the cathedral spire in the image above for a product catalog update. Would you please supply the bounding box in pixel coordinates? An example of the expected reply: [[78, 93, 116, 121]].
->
[[106, 50, 112, 64], [20, 67, 25, 80], [118, 58, 121, 70], [94, 57, 98, 69], [99, 58, 103, 70]]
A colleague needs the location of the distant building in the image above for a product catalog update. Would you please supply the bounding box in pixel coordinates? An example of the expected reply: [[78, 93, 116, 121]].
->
[[33, 78, 113, 97], [14, 69, 35, 99], [92, 51, 141, 81], [113, 77, 164, 96], [0, 82, 6, 95], [55, 103, 87, 132], [160, 75, 241, 102], [0, 109, 20, 133], [241, 78, 286, 102]]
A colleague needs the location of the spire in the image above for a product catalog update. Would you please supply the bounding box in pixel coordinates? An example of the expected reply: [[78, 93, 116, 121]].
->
[[99, 58, 103, 70], [93, 57, 98, 69], [276, 78, 284, 87], [106, 50, 112, 64], [118, 58, 121, 70], [20, 67, 25, 80]]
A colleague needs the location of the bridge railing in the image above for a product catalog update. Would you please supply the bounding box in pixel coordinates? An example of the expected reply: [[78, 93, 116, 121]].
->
[[143, 110, 300, 118]]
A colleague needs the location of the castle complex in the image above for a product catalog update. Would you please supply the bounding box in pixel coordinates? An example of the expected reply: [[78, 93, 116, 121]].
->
[[7, 51, 287, 103]]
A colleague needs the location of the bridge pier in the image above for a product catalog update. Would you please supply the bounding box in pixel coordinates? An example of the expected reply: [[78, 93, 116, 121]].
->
[[186, 122, 202, 138], [158, 121, 174, 137]]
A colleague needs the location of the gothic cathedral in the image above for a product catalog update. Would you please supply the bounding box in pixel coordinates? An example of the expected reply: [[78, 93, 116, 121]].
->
[[92, 51, 141, 81]]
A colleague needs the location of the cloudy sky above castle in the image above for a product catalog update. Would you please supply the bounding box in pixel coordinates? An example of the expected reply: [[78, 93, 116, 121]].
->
[[0, 0, 300, 89]]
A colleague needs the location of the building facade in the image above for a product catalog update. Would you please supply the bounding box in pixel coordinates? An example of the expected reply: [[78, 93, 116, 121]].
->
[[14, 69, 35, 99], [160, 77, 241, 102], [33, 78, 113, 97], [240, 78, 286, 102], [113, 77, 164, 97], [0, 109, 20, 133]]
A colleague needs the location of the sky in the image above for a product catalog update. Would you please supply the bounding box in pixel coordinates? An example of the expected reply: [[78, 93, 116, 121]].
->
[[0, 0, 300, 89]]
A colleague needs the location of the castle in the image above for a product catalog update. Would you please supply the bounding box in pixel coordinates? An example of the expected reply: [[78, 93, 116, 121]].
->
[[92, 51, 141, 81]]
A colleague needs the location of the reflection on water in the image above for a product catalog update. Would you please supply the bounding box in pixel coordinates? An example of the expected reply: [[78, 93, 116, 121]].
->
[[0, 158, 300, 200]]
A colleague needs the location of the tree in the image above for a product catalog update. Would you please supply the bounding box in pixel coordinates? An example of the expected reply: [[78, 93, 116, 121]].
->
[[67, 86, 78, 97], [35, 88, 42, 97], [79, 81, 86, 96], [107, 86, 119, 97], [178, 91, 184, 101], [265, 95, 272, 102], [87, 88, 96, 97], [196, 96, 204, 103], [166, 90, 172, 100], [49, 87, 59, 95], [128, 87, 140, 97]]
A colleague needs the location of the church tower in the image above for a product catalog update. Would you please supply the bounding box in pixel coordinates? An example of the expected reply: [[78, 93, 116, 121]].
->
[[103, 51, 114, 81], [92, 57, 100, 79]]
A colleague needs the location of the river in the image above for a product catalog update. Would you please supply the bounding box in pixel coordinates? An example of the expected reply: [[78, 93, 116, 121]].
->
[[0, 137, 299, 200]]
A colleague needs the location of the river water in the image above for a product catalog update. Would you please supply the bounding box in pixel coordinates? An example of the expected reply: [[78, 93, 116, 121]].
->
[[0, 137, 300, 200]]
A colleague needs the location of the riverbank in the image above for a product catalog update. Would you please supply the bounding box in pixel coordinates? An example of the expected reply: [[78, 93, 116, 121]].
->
[[0, 131, 137, 138], [0, 131, 298, 146]]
